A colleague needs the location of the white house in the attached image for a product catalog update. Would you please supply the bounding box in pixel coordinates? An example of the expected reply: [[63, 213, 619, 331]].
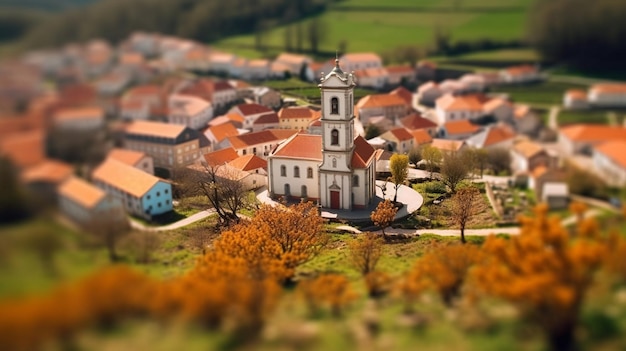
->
[[435, 94, 484, 125], [106, 148, 154, 175], [229, 103, 275, 130], [268, 59, 377, 209], [563, 89, 589, 110], [58, 176, 126, 226], [588, 83, 626, 108], [558, 124, 626, 155], [354, 67, 389, 90], [379, 127, 415, 154], [53, 107, 105, 131], [274, 52, 312, 76], [92, 159, 173, 219], [339, 52, 383, 72], [168, 94, 213, 130], [416, 81, 443, 106], [593, 140, 626, 187], [355, 93, 411, 125], [499, 65, 543, 84], [483, 98, 514, 122]]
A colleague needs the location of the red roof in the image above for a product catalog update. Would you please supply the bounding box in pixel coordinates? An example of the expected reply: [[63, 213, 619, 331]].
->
[[436, 94, 483, 112], [272, 134, 322, 161], [351, 135, 376, 169], [595, 140, 626, 169], [400, 113, 437, 130], [411, 129, 433, 144], [278, 107, 317, 120], [203, 147, 239, 167], [253, 112, 279, 125], [443, 120, 480, 135], [228, 129, 298, 149], [560, 124, 626, 142], [234, 103, 273, 116], [388, 127, 413, 141], [483, 125, 516, 147], [228, 154, 267, 171], [389, 86, 413, 105], [207, 123, 239, 143], [356, 94, 408, 109]]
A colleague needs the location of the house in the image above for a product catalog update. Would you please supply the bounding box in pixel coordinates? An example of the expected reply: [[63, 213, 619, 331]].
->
[[21, 159, 74, 205], [208, 112, 245, 129], [510, 140, 553, 174], [183, 46, 211, 72], [230, 103, 274, 130], [379, 127, 415, 154], [120, 84, 166, 120], [354, 67, 389, 90], [227, 154, 268, 189], [177, 79, 238, 110], [398, 113, 438, 136], [278, 107, 320, 130], [339, 52, 383, 72], [367, 116, 395, 134], [94, 71, 132, 96], [356, 93, 411, 125], [541, 182, 569, 210], [483, 98, 514, 122], [588, 83, 626, 107], [459, 73, 487, 92], [466, 125, 517, 150], [416, 60, 437, 82], [439, 119, 481, 140], [53, 107, 105, 131], [593, 140, 626, 187], [500, 64, 543, 84], [386, 65, 416, 86], [513, 104, 541, 136], [243, 59, 271, 81], [203, 147, 240, 167], [58, 176, 126, 226], [245, 86, 282, 109], [439, 79, 469, 95], [410, 129, 433, 146], [252, 112, 280, 132], [92, 159, 172, 219], [225, 129, 298, 159], [390, 86, 413, 106], [203, 122, 241, 151], [124, 120, 201, 169], [167, 94, 213, 130], [528, 166, 567, 200], [106, 148, 154, 175], [374, 149, 393, 174], [563, 89, 589, 110], [558, 124, 626, 155], [416, 81, 443, 106], [430, 138, 467, 153], [274, 52, 312, 76], [435, 93, 484, 125], [208, 52, 238, 76], [0, 129, 47, 169]]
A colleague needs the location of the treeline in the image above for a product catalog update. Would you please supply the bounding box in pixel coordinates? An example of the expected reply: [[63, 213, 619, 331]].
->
[[528, 0, 626, 68], [17, 0, 330, 49]]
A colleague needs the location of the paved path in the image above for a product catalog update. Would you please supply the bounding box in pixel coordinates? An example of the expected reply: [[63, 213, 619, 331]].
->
[[129, 209, 215, 232], [548, 105, 560, 130]]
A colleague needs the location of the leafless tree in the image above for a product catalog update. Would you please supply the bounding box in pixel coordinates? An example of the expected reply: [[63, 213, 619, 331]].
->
[[85, 209, 130, 263], [450, 186, 485, 244]]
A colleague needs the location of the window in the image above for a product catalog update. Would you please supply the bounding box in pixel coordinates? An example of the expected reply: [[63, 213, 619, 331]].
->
[[147, 195, 151, 200], [353, 175, 359, 187], [331, 129, 339, 145], [166, 200, 170, 205], [280, 165, 286, 177], [158, 202, 162, 208], [332, 158, 337, 168], [307, 167, 313, 178], [165, 189, 169, 194], [301, 185, 307, 198], [157, 192, 160, 197], [243, 150, 247, 155], [294, 166, 300, 178], [331, 97, 339, 114], [253, 147, 257, 154]]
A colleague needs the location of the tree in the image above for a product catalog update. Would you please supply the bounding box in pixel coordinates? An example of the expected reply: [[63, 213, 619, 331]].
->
[[298, 274, 357, 317], [408, 146, 422, 168], [348, 232, 384, 276], [487, 147, 511, 175], [0, 156, 30, 223], [450, 185, 484, 244], [389, 154, 409, 203], [21, 227, 64, 276], [422, 145, 442, 180], [371, 200, 398, 240], [440, 150, 471, 193], [364, 124, 381, 140], [85, 212, 130, 263], [306, 17, 325, 54], [472, 148, 489, 178]]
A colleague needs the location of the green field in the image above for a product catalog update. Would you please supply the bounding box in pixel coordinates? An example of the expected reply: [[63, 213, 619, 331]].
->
[[213, 0, 535, 60], [490, 81, 587, 108]]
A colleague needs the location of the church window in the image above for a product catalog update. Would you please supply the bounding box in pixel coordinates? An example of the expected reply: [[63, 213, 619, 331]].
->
[[331, 129, 339, 145], [332, 158, 337, 168], [280, 165, 286, 177], [307, 167, 313, 178], [331, 97, 339, 114], [301, 185, 307, 198], [353, 175, 359, 187], [294, 166, 300, 178]]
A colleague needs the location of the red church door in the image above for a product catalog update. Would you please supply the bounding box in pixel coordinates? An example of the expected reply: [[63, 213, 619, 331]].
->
[[330, 190, 340, 209]]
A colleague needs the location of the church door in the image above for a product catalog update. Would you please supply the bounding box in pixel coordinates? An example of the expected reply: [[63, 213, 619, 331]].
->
[[330, 190, 340, 209]]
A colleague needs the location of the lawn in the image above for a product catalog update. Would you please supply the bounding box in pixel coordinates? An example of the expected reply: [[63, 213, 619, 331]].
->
[[557, 110, 613, 126], [490, 81, 587, 107]]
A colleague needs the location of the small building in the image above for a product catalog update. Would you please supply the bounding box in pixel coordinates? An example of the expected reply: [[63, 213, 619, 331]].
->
[[379, 127, 415, 154], [106, 148, 154, 175], [92, 159, 173, 219], [278, 106, 320, 130], [389, 86, 413, 106], [230, 103, 275, 130], [528, 166, 566, 200], [439, 119, 481, 140], [356, 93, 411, 125], [558, 124, 626, 155], [58, 176, 126, 226], [246, 86, 282, 109], [167, 94, 213, 130], [252, 112, 280, 132], [386, 66, 416, 86], [431, 138, 467, 154], [21, 159, 74, 205], [593, 140, 626, 187], [225, 129, 298, 159], [410, 129, 433, 146], [435, 94, 484, 125], [274, 52, 312, 77], [513, 104, 541, 136], [416, 81, 443, 107], [483, 98, 514, 122], [203, 122, 241, 151], [339, 52, 383, 72], [398, 113, 438, 136], [53, 107, 105, 131], [563, 89, 589, 110], [510, 140, 553, 174], [354, 67, 389, 90], [541, 182, 569, 210], [499, 64, 543, 84], [588, 83, 626, 108], [466, 125, 517, 150]]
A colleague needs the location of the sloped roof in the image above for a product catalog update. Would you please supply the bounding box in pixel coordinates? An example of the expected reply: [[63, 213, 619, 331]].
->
[[278, 107, 317, 120], [443, 119, 480, 135], [503, 64, 538, 76], [431, 138, 465, 152], [595, 140, 626, 169], [254, 112, 279, 125], [559, 124, 626, 142], [228, 154, 267, 171], [468, 125, 516, 148], [228, 129, 298, 148], [92, 159, 163, 198], [400, 113, 437, 130], [341, 52, 382, 63], [590, 83, 626, 94], [203, 147, 239, 167], [356, 93, 408, 109], [0, 129, 46, 168], [436, 94, 483, 111], [417, 81, 440, 94], [354, 67, 388, 79], [351, 135, 376, 169], [21, 159, 73, 184], [512, 140, 545, 158], [234, 103, 273, 116], [565, 89, 587, 100], [106, 148, 146, 166], [389, 86, 413, 104], [125, 120, 188, 139], [272, 133, 322, 161], [483, 98, 512, 113], [54, 107, 104, 122], [59, 176, 107, 209], [387, 127, 413, 141], [411, 129, 433, 145], [207, 122, 240, 143]]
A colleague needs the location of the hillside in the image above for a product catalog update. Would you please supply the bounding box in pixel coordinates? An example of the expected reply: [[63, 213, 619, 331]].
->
[[0, 0, 98, 11]]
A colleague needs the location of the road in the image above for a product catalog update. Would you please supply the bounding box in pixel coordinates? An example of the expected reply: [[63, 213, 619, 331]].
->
[[129, 209, 215, 232]]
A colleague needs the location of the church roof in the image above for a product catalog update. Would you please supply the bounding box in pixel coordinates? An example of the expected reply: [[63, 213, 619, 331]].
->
[[272, 133, 323, 161], [351, 135, 376, 169]]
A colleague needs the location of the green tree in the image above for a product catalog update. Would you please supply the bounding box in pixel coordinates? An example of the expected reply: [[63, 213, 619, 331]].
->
[[408, 146, 422, 168], [364, 124, 381, 140], [487, 147, 511, 175], [390, 154, 409, 203], [422, 145, 442, 180]]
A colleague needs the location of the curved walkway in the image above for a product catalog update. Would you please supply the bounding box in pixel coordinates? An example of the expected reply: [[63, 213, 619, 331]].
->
[[129, 209, 215, 232]]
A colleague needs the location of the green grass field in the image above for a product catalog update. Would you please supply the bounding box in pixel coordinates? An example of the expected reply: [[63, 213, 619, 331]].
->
[[490, 81, 587, 107]]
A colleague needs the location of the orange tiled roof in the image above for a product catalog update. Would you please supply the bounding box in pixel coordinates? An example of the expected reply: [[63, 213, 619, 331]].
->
[[234, 103, 273, 116], [431, 138, 465, 152], [341, 52, 382, 63], [388, 127, 413, 141], [443, 120, 480, 135], [272, 133, 322, 161], [278, 107, 317, 120], [0, 129, 46, 168], [590, 83, 626, 94], [21, 159, 73, 184], [228, 154, 267, 171], [400, 113, 437, 130], [354, 67, 388, 79], [595, 140, 626, 169], [411, 129, 432, 145], [54, 107, 104, 122], [560, 124, 626, 142], [565, 89, 587, 100], [208, 123, 239, 143], [386, 65, 414, 74], [483, 98, 511, 113], [203, 147, 239, 166], [389, 86, 413, 105], [254, 112, 279, 125], [228, 129, 298, 149], [352, 135, 376, 169], [514, 104, 531, 119], [58, 176, 107, 209], [436, 94, 483, 112], [504, 64, 538, 76], [356, 94, 408, 109], [417, 81, 439, 94], [106, 148, 146, 167], [513, 140, 545, 158], [125, 120, 188, 139], [92, 159, 162, 198], [482, 125, 516, 147]]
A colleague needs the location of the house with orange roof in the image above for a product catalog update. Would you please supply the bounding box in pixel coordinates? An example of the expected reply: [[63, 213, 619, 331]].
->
[[483, 98, 514, 122], [53, 106, 105, 131], [21, 159, 74, 204], [183, 46, 211, 72], [124, 120, 201, 169], [339, 52, 382, 72], [398, 113, 438, 136], [120, 84, 166, 120], [439, 119, 481, 140], [435, 93, 484, 125], [416, 81, 443, 106], [208, 112, 245, 129], [510, 140, 554, 174], [410, 129, 433, 146], [203, 122, 242, 151], [106, 148, 154, 175], [274, 52, 312, 76], [588, 83, 626, 107], [563, 89, 589, 110], [386, 66, 416, 86], [278, 106, 320, 130], [593, 140, 626, 186], [229, 103, 275, 130], [167, 94, 213, 130], [528, 166, 567, 202], [177, 79, 237, 109], [0, 129, 46, 169], [431, 138, 467, 153], [379, 127, 415, 154], [499, 64, 543, 84], [227, 154, 268, 189], [92, 158, 172, 219], [269, 60, 377, 209], [244, 86, 282, 109], [467, 124, 517, 150], [58, 176, 126, 226], [252, 112, 279, 132], [356, 93, 411, 125], [225, 129, 298, 159], [354, 67, 389, 90], [202, 147, 239, 167], [558, 124, 626, 155], [242, 59, 271, 81], [390, 86, 413, 105]]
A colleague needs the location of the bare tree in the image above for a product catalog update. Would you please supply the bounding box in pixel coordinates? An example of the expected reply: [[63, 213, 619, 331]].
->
[[85, 210, 130, 263], [487, 147, 512, 175], [408, 146, 422, 168], [125, 231, 160, 264], [440, 150, 472, 193], [348, 232, 384, 276], [450, 186, 484, 244], [422, 145, 442, 180]]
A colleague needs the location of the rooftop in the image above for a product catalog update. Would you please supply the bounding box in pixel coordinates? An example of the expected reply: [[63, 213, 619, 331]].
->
[[92, 159, 163, 198], [59, 176, 107, 209]]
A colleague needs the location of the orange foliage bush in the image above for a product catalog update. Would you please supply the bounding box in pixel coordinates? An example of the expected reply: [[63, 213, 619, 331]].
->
[[348, 232, 384, 276], [298, 274, 358, 317], [364, 271, 393, 299], [370, 199, 397, 237]]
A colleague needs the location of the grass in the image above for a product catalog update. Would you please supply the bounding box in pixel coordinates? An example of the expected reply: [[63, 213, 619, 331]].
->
[[263, 78, 375, 105], [490, 81, 587, 107], [557, 110, 616, 126]]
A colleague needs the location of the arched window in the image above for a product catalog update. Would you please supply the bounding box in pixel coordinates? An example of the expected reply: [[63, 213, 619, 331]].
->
[[307, 167, 313, 178], [301, 185, 307, 198], [284, 184, 290, 196], [280, 165, 286, 177], [331, 129, 339, 145], [294, 166, 300, 178], [353, 175, 359, 187], [331, 97, 339, 114], [332, 158, 337, 168]]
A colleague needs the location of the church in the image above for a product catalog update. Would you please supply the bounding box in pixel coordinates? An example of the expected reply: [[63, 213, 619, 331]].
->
[[267, 58, 377, 210]]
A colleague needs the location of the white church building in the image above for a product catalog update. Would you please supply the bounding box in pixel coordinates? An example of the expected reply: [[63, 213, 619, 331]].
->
[[267, 59, 377, 209]]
